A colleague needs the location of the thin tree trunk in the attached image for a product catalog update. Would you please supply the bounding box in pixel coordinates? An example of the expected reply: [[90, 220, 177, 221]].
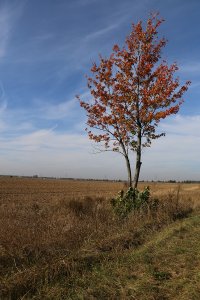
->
[[124, 155, 132, 188], [120, 139, 132, 187], [133, 129, 142, 189], [134, 74, 142, 190]]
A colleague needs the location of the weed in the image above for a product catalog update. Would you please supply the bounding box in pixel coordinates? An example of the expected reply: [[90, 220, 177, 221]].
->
[[152, 270, 172, 281], [111, 186, 150, 218]]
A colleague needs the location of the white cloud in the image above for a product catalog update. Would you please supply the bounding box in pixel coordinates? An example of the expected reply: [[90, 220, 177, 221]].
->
[[41, 98, 76, 120], [0, 128, 122, 178], [0, 128, 89, 152], [37, 91, 91, 121], [159, 115, 200, 137], [141, 135, 200, 181], [0, 114, 199, 180], [140, 114, 200, 180]]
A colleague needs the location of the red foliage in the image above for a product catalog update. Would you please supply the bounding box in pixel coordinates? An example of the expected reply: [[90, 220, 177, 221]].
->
[[77, 13, 190, 186]]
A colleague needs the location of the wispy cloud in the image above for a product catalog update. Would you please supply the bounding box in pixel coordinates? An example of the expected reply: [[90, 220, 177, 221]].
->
[[85, 23, 122, 40], [142, 133, 200, 180], [40, 98, 77, 120], [37, 90, 90, 121], [159, 114, 200, 137], [190, 81, 200, 89], [0, 2, 24, 59], [0, 128, 89, 152], [0, 89, 87, 136], [0, 127, 125, 178], [141, 114, 200, 180], [0, 0, 198, 179], [0, 87, 7, 113], [0, 113, 199, 180], [78, 0, 99, 6], [0, 80, 8, 131], [180, 62, 200, 74]]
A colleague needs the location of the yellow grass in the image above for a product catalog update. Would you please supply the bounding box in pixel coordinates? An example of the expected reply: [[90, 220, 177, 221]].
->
[[0, 176, 199, 299], [0, 176, 199, 203]]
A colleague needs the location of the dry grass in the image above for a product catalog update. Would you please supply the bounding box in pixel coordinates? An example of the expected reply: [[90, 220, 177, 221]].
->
[[1, 176, 200, 202], [0, 177, 199, 299]]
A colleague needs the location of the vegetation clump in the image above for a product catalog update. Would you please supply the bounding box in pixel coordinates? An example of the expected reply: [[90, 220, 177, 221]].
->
[[111, 186, 150, 218]]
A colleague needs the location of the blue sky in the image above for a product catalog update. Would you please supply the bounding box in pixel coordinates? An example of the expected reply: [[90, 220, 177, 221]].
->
[[0, 0, 199, 180]]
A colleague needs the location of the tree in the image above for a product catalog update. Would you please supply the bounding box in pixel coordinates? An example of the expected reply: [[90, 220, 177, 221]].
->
[[78, 14, 190, 188]]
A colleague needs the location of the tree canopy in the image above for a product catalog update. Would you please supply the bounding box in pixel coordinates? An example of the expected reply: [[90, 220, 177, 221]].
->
[[78, 14, 190, 187]]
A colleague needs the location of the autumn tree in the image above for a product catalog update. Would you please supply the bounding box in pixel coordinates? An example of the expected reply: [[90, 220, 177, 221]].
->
[[78, 14, 190, 188]]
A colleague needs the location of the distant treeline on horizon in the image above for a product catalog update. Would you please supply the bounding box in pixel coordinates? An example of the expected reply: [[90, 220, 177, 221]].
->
[[0, 174, 199, 184]]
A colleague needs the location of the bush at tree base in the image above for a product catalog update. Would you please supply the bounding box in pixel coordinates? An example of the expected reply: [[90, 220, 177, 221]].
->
[[111, 186, 151, 219]]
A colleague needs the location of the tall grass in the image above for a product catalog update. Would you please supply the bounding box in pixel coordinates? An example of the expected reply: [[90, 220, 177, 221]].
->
[[0, 183, 195, 299]]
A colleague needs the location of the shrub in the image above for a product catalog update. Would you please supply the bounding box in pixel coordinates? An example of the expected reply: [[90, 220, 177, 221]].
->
[[111, 186, 150, 218]]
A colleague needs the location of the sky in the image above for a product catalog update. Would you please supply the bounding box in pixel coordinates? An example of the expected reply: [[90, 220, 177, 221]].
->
[[0, 0, 199, 181]]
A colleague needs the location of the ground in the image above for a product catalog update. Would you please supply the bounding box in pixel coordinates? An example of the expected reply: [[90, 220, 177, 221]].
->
[[0, 177, 199, 299]]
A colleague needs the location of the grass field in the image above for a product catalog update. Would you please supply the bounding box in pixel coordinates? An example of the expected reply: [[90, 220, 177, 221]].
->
[[0, 177, 200, 299], [1, 176, 200, 201]]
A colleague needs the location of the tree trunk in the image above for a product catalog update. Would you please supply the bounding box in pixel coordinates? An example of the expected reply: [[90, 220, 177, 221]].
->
[[133, 130, 142, 189], [124, 155, 132, 188], [119, 139, 132, 187]]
